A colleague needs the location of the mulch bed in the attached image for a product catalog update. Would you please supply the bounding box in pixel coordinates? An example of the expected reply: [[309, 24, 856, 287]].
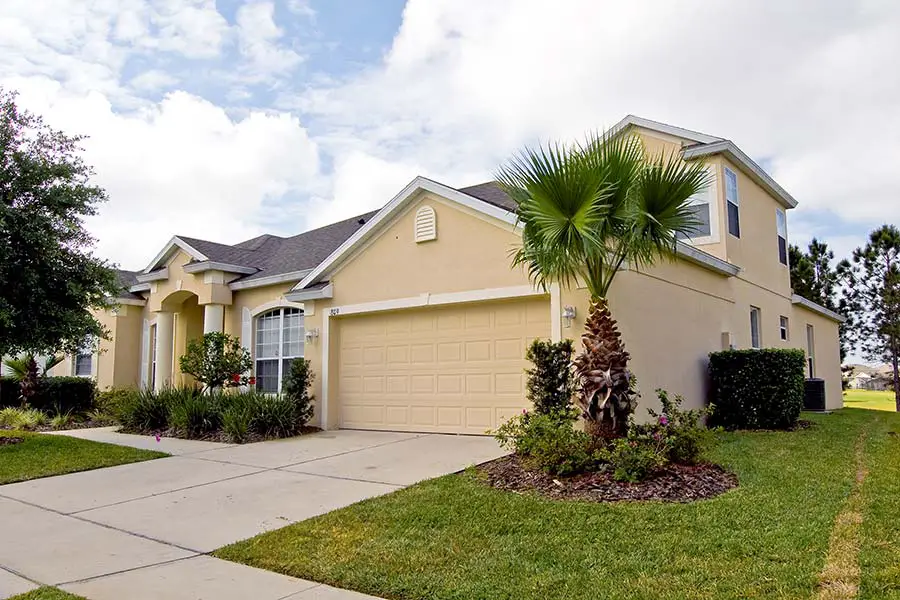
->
[[0, 436, 25, 446], [477, 455, 738, 503]]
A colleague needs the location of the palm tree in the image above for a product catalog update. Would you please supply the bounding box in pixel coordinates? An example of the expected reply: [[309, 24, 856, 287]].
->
[[497, 131, 710, 438], [3, 354, 64, 407]]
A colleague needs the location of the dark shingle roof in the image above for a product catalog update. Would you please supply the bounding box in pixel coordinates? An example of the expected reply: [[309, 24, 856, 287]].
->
[[114, 269, 144, 301], [171, 212, 379, 285], [457, 182, 517, 212]]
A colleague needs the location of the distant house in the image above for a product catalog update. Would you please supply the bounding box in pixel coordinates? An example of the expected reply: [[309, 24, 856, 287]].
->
[[848, 372, 872, 389], [845, 365, 891, 391]]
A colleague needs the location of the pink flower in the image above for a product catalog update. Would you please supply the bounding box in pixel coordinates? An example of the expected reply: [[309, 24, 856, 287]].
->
[[154, 434, 161, 442], [659, 415, 669, 426]]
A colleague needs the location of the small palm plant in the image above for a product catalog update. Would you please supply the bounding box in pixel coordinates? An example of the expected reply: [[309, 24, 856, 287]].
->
[[497, 131, 710, 438], [2, 354, 64, 407]]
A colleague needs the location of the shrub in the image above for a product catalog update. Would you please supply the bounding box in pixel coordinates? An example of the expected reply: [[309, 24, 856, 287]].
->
[[495, 409, 596, 476], [0, 376, 96, 414], [0, 407, 47, 430], [179, 332, 253, 391], [600, 435, 669, 483], [95, 388, 136, 419], [708, 349, 806, 430], [249, 393, 301, 438], [116, 388, 170, 432], [169, 393, 222, 438], [525, 339, 576, 415], [633, 389, 717, 465], [222, 403, 253, 443], [283, 358, 315, 426], [50, 410, 75, 430]]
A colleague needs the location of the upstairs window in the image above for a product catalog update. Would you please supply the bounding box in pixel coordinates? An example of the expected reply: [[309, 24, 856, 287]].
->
[[776, 208, 788, 265], [779, 316, 790, 341], [725, 167, 740, 238]]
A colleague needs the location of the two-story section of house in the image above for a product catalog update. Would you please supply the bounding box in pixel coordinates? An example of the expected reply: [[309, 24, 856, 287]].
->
[[58, 115, 843, 434]]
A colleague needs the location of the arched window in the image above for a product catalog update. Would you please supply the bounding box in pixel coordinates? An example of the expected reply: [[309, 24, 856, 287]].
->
[[255, 307, 304, 393]]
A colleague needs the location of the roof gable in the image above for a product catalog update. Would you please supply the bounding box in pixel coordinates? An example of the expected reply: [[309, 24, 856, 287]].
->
[[294, 176, 518, 290]]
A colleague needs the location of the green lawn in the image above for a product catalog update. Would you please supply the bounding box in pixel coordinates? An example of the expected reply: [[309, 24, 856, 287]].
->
[[0, 431, 167, 485], [7, 588, 85, 600], [844, 389, 899, 412], [216, 409, 900, 600]]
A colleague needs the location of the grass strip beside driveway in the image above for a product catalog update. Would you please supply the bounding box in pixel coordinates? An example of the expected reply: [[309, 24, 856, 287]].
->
[[216, 410, 890, 600], [6, 588, 86, 600], [0, 431, 167, 485]]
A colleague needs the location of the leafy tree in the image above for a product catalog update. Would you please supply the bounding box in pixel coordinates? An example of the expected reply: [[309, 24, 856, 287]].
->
[[0, 88, 119, 357], [842, 225, 900, 411], [179, 332, 253, 391], [788, 238, 850, 360], [497, 132, 709, 438]]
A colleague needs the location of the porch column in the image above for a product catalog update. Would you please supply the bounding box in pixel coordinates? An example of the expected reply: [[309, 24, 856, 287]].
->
[[154, 311, 174, 391], [203, 303, 224, 334]]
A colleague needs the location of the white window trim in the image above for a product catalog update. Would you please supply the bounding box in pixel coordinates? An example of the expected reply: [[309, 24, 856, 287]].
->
[[682, 165, 720, 246], [779, 315, 790, 341], [806, 324, 816, 377], [725, 167, 740, 238], [254, 307, 305, 394]]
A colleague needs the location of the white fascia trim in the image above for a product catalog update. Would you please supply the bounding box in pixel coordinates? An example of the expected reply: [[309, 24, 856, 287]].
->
[[608, 115, 723, 145], [183, 261, 258, 275], [229, 269, 313, 291], [294, 176, 518, 290], [284, 283, 333, 302], [328, 284, 546, 318], [682, 141, 799, 209], [675, 241, 741, 277], [792, 294, 846, 323], [129, 282, 151, 293], [135, 267, 168, 283], [141, 236, 210, 274]]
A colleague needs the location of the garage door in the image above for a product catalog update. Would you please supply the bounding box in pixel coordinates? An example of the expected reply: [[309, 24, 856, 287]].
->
[[337, 296, 551, 434]]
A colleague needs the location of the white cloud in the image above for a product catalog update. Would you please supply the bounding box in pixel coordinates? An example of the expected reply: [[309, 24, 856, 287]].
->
[[128, 69, 178, 91], [236, 1, 303, 80], [298, 0, 900, 253], [8, 77, 320, 269]]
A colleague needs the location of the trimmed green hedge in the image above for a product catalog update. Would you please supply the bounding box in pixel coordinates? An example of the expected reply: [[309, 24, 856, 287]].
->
[[708, 348, 806, 430], [0, 376, 96, 414]]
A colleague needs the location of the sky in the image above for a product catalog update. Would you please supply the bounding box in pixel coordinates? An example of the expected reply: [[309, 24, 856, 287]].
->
[[1, 0, 898, 276]]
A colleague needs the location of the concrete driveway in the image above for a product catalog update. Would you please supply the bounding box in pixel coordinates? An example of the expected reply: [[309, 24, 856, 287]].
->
[[0, 429, 505, 600]]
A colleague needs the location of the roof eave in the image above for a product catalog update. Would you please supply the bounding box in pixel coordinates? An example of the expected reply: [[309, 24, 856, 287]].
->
[[682, 141, 799, 209], [609, 115, 723, 145], [135, 267, 168, 283], [675, 241, 741, 277], [792, 294, 846, 323], [183, 261, 258, 275], [142, 236, 210, 274], [229, 269, 313, 291], [285, 282, 334, 302]]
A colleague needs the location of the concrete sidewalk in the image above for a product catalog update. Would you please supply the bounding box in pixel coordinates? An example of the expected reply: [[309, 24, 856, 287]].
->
[[0, 428, 505, 600]]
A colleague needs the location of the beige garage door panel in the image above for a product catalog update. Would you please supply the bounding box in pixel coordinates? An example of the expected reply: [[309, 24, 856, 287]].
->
[[338, 297, 550, 434]]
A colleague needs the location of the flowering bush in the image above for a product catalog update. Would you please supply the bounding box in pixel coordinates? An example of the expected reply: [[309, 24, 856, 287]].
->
[[633, 389, 717, 465], [495, 408, 597, 476]]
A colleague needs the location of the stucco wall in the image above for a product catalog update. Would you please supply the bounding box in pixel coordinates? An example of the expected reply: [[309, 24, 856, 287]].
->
[[790, 305, 843, 410]]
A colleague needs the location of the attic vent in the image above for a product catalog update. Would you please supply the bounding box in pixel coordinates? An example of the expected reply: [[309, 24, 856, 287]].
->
[[414, 205, 437, 243]]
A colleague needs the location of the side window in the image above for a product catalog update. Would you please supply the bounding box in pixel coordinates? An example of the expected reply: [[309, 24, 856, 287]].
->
[[779, 316, 789, 341], [750, 306, 761, 349], [776, 209, 788, 265], [725, 167, 740, 238]]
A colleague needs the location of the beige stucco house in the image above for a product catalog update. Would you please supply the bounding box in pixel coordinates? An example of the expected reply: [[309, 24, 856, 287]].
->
[[62, 116, 845, 433]]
